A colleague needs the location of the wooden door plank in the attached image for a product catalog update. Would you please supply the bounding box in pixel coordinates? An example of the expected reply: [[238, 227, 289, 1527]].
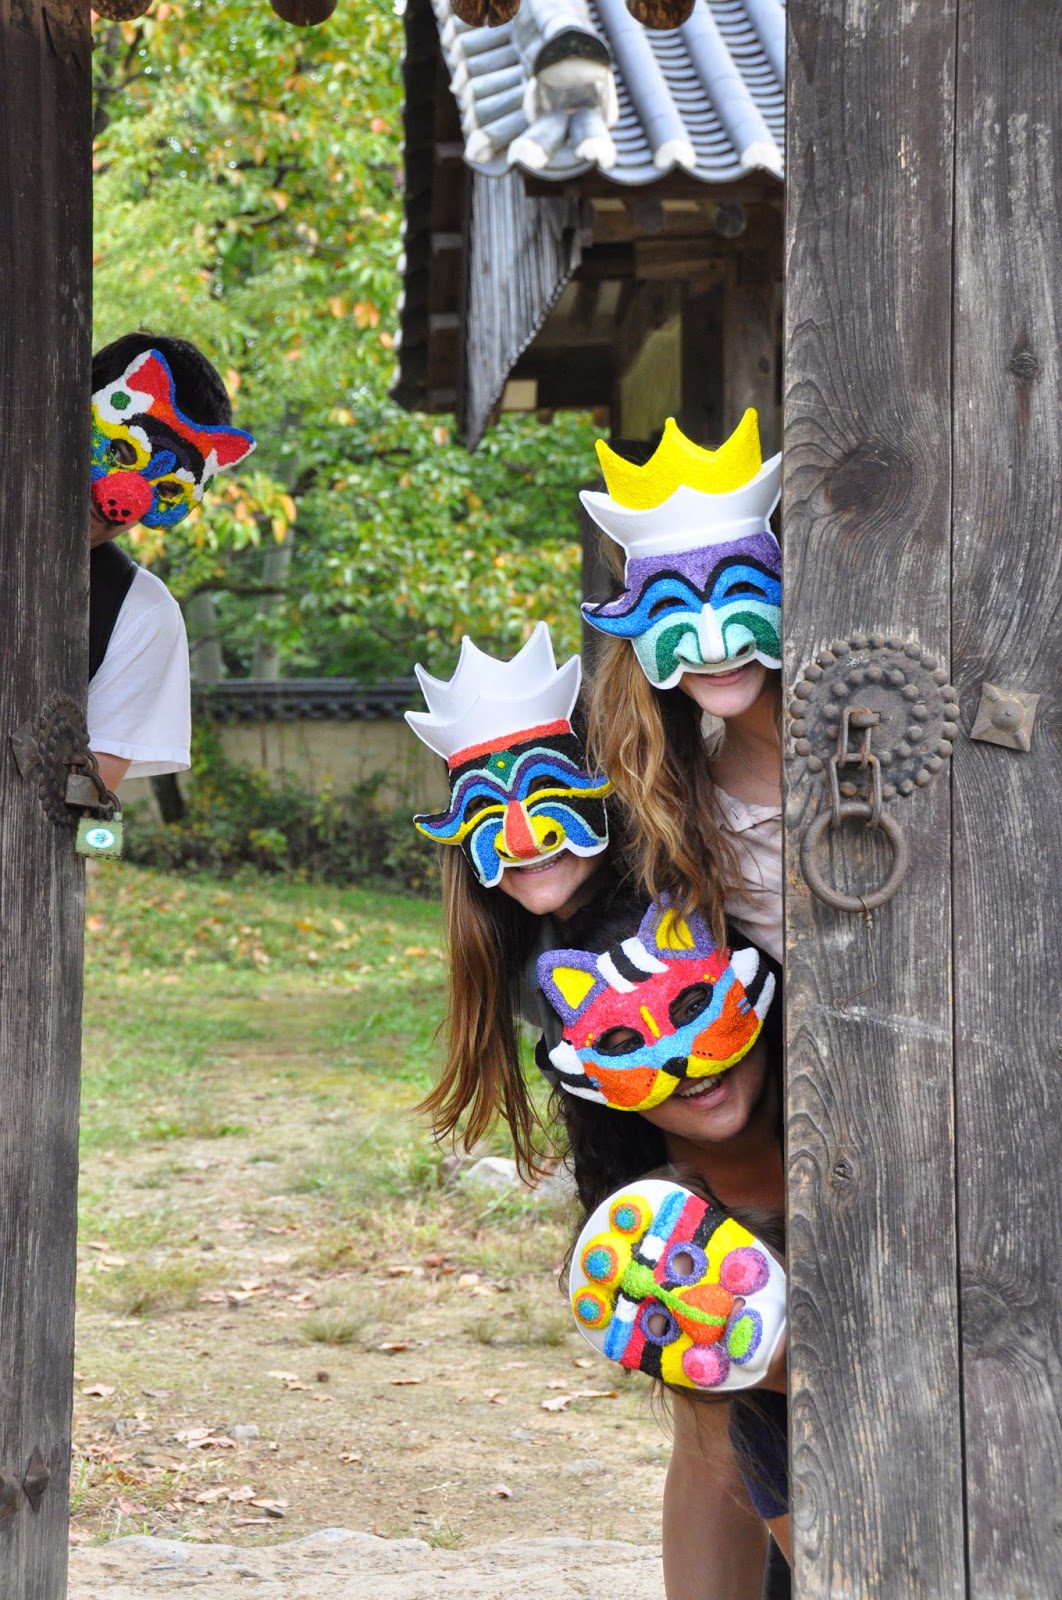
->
[[783, 2, 966, 1592], [951, 3, 1062, 1592], [0, 0, 92, 1591]]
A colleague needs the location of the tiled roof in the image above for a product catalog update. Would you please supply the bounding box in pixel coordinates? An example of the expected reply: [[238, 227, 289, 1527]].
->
[[433, 0, 785, 186]]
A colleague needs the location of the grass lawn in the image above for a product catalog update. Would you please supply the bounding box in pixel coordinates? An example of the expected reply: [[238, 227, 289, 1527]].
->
[[75, 864, 667, 1549]]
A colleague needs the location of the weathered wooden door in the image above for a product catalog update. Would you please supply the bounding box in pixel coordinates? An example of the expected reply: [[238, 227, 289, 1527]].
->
[[0, 0, 92, 1591], [783, 2, 1060, 1594]]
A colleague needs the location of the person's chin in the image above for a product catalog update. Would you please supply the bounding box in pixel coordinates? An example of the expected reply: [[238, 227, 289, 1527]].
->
[[496, 850, 589, 914], [679, 659, 767, 716]]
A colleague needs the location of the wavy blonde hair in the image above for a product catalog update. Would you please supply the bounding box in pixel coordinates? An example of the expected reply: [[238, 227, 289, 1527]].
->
[[586, 636, 742, 944]]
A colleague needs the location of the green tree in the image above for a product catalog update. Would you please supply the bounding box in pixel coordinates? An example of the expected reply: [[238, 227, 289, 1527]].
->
[[92, 1, 601, 680]]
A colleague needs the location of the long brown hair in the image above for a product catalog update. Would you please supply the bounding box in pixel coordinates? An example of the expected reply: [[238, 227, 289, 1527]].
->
[[417, 849, 549, 1180], [586, 637, 742, 944]]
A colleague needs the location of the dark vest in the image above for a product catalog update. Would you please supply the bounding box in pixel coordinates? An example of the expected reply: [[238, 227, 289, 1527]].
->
[[89, 542, 137, 682]]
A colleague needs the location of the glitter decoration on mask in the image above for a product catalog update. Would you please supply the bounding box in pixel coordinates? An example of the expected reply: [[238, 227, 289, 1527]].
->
[[580, 411, 781, 690], [91, 350, 255, 531], [536, 899, 775, 1110], [569, 1178, 786, 1392], [405, 624, 612, 889]]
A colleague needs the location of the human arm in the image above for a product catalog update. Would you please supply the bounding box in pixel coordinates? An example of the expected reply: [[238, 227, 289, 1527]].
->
[[663, 1394, 768, 1600], [93, 752, 131, 791]]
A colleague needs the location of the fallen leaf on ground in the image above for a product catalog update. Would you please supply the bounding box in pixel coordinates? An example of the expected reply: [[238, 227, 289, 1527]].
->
[[82, 1384, 116, 1399], [492, 1483, 513, 1498], [540, 1390, 617, 1413], [378, 1341, 411, 1353], [390, 1377, 423, 1387], [175, 1427, 236, 1450]]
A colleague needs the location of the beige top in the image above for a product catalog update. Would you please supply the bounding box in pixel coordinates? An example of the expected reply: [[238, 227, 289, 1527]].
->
[[717, 787, 783, 963]]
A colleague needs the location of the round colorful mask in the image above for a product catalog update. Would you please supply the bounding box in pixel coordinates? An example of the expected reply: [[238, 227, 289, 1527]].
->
[[91, 349, 255, 531], [580, 411, 781, 690], [405, 623, 612, 890], [536, 899, 775, 1110], [569, 1178, 786, 1392]]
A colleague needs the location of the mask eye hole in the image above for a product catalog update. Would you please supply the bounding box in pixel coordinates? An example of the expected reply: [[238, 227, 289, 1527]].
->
[[647, 596, 681, 620], [155, 479, 186, 501], [726, 580, 764, 598], [664, 1240, 707, 1285], [526, 775, 556, 795], [594, 1025, 645, 1057], [641, 1305, 679, 1346], [110, 438, 139, 467], [669, 983, 714, 1028], [463, 795, 497, 820]]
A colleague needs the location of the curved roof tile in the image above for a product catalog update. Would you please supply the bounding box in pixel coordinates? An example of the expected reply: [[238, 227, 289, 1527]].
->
[[432, 0, 785, 185]]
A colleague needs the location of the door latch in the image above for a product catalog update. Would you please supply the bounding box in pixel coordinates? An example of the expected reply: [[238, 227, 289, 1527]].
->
[[789, 633, 959, 913], [10, 692, 123, 856]]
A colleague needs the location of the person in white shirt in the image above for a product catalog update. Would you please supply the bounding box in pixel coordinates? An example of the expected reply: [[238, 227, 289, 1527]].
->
[[87, 333, 255, 790]]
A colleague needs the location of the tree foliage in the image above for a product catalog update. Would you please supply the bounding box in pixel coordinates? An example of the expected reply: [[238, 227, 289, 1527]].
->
[[92, 1, 601, 680]]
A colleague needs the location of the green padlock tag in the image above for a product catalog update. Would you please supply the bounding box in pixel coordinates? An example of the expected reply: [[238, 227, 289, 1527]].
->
[[76, 813, 124, 859]]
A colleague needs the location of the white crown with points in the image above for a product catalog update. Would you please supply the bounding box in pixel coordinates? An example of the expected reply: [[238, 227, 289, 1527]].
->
[[580, 453, 782, 563], [405, 621, 582, 764]]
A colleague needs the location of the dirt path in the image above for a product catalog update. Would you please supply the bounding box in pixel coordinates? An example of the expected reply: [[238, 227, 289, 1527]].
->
[[69, 1529, 664, 1598], [76, 978, 670, 1552]]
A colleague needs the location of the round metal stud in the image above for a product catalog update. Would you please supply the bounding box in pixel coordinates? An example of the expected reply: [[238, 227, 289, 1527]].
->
[[850, 633, 869, 649], [942, 721, 959, 739], [926, 756, 943, 773], [882, 783, 897, 800], [937, 740, 954, 756], [887, 667, 906, 686], [807, 756, 824, 774], [868, 632, 886, 648], [794, 682, 813, 700], [899, 779, 915, 795], [792, 720, 808, 737], [915, 771, 931, 786], [866, 664, 884, 683], [885, 633, 904, 649], [817, 649, 836, 667], [911, 703, 928, 719], [805, 663, 823, 681], [901, 683, 920, 701], [794, 738, 811, 756], [906, 725, 924, 743], [895, 741, 911, 758], [990, 699, 1024, 732], [832, 639, 851, 656], [921, 651, 937, 669], [905, 641, 923, 659], [848, 668, 865, 686], [932, 667, 948, 685]]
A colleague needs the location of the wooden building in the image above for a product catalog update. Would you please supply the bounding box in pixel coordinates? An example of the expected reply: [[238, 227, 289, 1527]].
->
[[394, 0, 786, 456]]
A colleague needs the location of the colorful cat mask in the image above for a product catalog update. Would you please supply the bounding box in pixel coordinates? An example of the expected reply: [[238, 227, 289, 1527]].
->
[[580, 412, 782, 690], [91, 349, 256, 530], [536, 900, 775, 1110], [405, 623, 612, 889], [570, 1178, 786, 1392]]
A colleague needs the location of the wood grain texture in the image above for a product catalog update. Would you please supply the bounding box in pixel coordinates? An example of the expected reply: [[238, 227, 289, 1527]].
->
[[782, 1, 965, 1593], [951, 3, 1062, 1593], [0, 0, 91, 1592]]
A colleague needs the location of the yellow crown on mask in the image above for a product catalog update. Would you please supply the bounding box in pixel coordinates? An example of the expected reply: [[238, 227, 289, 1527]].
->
[[595, 410, 763, 511]]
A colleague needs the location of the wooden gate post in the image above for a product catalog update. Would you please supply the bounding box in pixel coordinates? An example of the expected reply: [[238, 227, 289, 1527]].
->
[[951, 4, 1061, 1591], [784, 2, 1060, 1594], [782, 1, 964, 1592], [0, 0, 92, 1592]]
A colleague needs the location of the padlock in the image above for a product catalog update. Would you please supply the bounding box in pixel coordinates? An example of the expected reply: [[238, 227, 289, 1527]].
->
[[76, 812, 124, 859]]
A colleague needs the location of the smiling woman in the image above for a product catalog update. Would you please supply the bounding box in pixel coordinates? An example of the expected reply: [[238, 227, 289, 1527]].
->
[[404, 623, 622, 1176]]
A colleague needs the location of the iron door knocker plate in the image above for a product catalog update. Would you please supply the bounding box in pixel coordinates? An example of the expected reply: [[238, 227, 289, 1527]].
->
[[789, 633, 959, 913]]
